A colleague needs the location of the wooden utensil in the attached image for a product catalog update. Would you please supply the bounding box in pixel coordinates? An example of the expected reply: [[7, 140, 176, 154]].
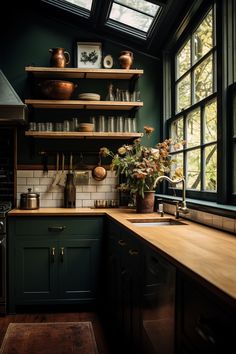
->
[[58, 153, 67, 187]]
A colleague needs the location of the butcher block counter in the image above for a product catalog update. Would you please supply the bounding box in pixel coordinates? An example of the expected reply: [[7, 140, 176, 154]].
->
[[8, 207, 236, 303]]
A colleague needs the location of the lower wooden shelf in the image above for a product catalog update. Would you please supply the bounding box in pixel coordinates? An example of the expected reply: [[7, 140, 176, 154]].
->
[[25, 131, 144, 139]]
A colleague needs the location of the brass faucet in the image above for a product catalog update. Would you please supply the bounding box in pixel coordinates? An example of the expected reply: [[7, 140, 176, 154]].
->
[[154, 175, 189, 219]]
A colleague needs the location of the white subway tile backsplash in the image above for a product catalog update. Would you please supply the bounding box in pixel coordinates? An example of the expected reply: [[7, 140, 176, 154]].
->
[[222, 217, 235, 233], [52, 192, 64, 200], [76, 199, 83, 208], [212, 215, 223, 229], [17, 185, 33, 193], [90, 192, 106, 200], [82, 185, 97, 193], [17, 171, 33, 178], [17, 178, 27, 185], [82, 200, 94, 208], [96, 185, 112, 192], [27, 177, 40, 185], [16, 169, 234, 234], [39, 177, 53, 185], [40, 199, 63, 208], [76, 192, 91, 200]]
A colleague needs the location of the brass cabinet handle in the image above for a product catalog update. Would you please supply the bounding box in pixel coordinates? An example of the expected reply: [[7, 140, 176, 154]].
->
[[48, 226, 66, 232], [129, 249, 139, 256], [118, 239, 126, 247], [51, 247, 56, 262], [60, 247, 64, 262]]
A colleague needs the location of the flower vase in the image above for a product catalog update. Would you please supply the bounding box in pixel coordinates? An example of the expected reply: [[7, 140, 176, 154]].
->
[[136, 191, 155, 213]]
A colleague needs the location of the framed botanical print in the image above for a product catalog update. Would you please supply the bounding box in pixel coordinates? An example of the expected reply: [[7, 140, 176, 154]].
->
[[76, 42, 102, 68]]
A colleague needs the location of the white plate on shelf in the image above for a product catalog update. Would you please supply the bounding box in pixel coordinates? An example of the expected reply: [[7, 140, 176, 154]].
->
[[78, 93, 101, 101]]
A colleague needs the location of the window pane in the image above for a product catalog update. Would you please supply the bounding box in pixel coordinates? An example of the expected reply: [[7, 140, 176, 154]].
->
[[115, 0, 159, 16], [204, 99, 217, 143], [176, 74, 191, 113], [170, 117, 184, 151], [187, 108, 201, 148], [176, 40, 191, 79], [64, 0, 92, 10], [194, 55, 213, 103], [204, 144, 217, 191], [186, 149, 201, 190], [194, 10, 213, 63], [170, 153, 184, 189], [110, 3, 153, 32]]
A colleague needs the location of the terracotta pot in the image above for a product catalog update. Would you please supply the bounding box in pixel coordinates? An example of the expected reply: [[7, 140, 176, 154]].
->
[[136, 191, 155, 213], [118, 51, 134, 69]]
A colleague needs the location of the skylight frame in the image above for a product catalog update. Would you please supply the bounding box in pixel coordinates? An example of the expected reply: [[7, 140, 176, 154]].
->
[[105, 0, 163, 41], [41, 0, 93, 19]]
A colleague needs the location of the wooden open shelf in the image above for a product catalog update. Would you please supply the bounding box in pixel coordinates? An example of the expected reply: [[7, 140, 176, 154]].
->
[[25, 66, 143, 80], [25, 131, 144, 139], [25, 99, 143, 110]]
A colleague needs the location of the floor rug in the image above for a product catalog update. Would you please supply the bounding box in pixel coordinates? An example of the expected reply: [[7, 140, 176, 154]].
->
[[0, 321, 98, 354]]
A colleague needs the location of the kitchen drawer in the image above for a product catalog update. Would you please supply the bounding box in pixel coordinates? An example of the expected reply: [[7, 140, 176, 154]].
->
[[12, 216, 103, 237], [178, 276, 235, 354]]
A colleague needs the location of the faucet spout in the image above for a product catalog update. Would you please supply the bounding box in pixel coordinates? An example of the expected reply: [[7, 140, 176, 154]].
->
[[154, 175, 189, 218]]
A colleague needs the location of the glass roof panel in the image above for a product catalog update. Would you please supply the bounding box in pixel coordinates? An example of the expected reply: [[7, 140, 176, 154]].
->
[[63, 0, 93, 11], [115, 0, 159, 16], [109, 3, 154, 33]]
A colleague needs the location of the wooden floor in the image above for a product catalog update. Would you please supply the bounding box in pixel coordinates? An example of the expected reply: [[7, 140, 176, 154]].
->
[[0, 310, 112, 354]]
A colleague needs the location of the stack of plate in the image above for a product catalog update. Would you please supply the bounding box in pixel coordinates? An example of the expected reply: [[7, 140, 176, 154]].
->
[[78, 93, 101, 101]]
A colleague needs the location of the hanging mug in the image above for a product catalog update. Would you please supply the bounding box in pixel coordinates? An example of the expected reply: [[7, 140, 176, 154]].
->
[[49, 47, 70, 68]]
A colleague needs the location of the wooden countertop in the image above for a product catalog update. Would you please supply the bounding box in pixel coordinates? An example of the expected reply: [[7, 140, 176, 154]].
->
[[8, 207, 236, 303]]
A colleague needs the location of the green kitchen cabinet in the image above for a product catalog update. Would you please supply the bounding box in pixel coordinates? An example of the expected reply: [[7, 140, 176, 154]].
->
[[142, 245, 176, 354], [105, 218, 144, 353], [8, 216, 103, 312]]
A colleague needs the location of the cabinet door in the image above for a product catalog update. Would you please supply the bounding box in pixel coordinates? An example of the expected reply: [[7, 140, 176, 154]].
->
[[15, 239, 57, 303], [142, 247, 176, 354], [58, 239, 101, 302], [176, 274, 236, 354]]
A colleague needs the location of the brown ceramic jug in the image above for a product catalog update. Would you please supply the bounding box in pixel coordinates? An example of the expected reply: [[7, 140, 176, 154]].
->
[[49, 47, 70, 68], [118, 50, 133, 69]]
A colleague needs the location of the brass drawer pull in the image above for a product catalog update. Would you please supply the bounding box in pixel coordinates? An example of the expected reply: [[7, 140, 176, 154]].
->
[[48, 226, 66, 232], [118, 239, 126, 247], [129, 249, 139, 256]]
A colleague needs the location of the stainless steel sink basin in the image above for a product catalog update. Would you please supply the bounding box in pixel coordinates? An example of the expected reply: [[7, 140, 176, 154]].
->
[[127, 218, 186, 226]]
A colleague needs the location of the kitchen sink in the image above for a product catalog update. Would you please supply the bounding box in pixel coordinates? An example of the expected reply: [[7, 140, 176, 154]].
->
[[127, 218, 187, 226]]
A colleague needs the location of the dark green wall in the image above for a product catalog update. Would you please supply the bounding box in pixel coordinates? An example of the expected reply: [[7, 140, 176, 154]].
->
[[1, 4, 161, 166]]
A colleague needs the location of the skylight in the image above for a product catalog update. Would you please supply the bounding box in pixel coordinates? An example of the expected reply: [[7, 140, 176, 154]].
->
[[63, 0, 93, 11], [107, 0, 161, 37]]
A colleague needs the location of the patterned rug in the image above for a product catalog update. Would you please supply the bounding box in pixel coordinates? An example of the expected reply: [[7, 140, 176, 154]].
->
[[0, 322, 98, 354]]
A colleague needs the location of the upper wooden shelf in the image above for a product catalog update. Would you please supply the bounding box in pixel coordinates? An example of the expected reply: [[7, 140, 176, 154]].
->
[[25, 131, 144, 140], [25, 66, 144, 80], [25, 99, 143, 110]]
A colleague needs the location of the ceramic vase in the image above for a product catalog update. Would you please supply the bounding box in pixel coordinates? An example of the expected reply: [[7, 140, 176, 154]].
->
[[136, 191, 155, 213], [118, 51, 134, 69]]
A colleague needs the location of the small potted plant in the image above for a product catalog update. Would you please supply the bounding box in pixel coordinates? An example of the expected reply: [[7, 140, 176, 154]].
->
[[100, 126, 182, 213]]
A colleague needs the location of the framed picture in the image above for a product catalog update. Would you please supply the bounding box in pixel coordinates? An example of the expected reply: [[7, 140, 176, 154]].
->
[[76, 42, 102, 68]]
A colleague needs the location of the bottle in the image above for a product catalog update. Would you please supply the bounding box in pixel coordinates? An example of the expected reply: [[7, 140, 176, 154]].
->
[[64, 172, 76, 208]]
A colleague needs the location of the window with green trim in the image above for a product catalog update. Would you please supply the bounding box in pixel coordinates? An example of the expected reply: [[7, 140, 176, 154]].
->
[[169, 7, 217, 199]]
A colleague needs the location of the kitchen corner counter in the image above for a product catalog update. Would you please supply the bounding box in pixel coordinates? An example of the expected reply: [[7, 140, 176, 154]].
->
[[8, 207, 236, 303]]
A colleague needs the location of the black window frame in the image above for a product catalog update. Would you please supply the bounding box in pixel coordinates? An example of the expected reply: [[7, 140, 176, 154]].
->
[[165, 1, 219, 203]]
